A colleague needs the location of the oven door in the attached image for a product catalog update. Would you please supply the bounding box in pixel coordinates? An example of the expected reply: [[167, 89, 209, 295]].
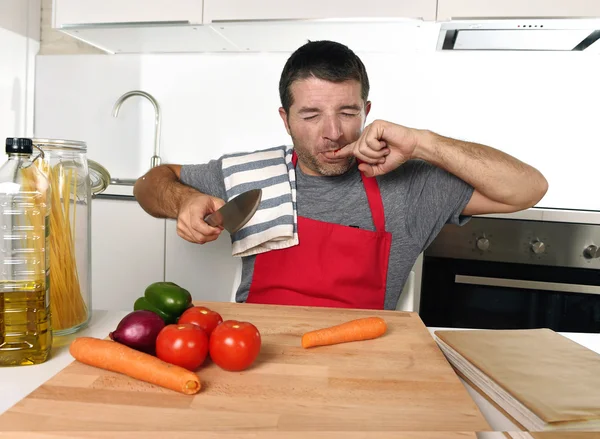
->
[[419, 257, 600, 333]]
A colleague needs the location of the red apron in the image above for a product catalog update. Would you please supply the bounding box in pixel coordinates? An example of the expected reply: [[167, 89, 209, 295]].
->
[[246, 152, 392, 309]]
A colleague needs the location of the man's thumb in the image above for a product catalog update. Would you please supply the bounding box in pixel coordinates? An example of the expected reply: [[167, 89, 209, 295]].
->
[[358, 163, 376, 178], [211, 196, 226, 211]]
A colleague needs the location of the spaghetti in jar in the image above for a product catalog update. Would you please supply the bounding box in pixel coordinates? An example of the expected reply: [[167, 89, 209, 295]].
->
[[32, 139, 110, 336]]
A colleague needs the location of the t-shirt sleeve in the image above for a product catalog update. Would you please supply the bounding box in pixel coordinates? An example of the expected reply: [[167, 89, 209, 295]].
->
[[401, 159, 474, 249], [180, 158, 228, 201]]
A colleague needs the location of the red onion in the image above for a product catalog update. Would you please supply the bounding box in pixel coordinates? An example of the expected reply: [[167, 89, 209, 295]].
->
[[109, 310, 165, 354]]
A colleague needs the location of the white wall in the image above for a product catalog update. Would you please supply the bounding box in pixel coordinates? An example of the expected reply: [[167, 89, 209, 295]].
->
[[34, 55, 144, 179], [0, 0, 40, 153], [34, 45, 600, 211]]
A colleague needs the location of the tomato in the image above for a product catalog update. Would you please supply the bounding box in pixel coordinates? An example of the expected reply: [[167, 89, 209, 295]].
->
[[209, 320, 261, 372], [156, 323, 209, 371], [178, 306, 223, 337]]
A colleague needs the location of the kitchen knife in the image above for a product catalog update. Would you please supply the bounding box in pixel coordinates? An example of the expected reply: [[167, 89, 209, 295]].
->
[[204, 188, 262, 234]]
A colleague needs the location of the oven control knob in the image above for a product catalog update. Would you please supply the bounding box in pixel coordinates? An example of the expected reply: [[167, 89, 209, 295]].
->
[[530, 240, 546, 254], [476, 237, 490, 251], [583, 244, 600, 259]]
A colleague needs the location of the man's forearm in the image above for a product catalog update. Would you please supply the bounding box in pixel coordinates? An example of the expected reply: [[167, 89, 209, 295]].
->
[[133, 165, 201, 219], [413, 130, 548, 209]]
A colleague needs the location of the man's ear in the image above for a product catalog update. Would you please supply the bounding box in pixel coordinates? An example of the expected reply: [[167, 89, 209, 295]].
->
[[279, 107, 291, 135], [365, 101, 372, 118]]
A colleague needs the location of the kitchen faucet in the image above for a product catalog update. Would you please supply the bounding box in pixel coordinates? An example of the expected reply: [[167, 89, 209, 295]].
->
[[112, 90, 162, 169]]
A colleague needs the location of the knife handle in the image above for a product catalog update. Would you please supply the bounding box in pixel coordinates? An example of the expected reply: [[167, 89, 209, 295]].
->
[[204, 213, 218, 227]]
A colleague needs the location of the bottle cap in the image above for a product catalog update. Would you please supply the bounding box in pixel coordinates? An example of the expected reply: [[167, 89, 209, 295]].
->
[[6, 138, 33, 155]]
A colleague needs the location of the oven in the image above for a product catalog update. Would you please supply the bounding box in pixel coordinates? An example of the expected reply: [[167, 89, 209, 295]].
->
[[419, 217, 600, 333]]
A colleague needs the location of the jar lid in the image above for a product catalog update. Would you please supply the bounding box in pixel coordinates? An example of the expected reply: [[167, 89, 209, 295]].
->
[[88, 159, 111, 195], [32, 138, 87, 151]]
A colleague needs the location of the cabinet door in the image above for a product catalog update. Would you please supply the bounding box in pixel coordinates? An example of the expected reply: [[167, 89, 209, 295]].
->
[[91, 199, 166, 311], [437, 0, 600, 21], [203, 0, 437, 23], [54, 0, 203, 28], [165, 220, 240, 303]]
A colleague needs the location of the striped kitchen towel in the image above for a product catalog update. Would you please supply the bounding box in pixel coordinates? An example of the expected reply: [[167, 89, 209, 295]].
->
[[221, 145, 298, 257]]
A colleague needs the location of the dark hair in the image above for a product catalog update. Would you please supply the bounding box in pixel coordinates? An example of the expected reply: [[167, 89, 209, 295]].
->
[[278, 40, 369, 113]]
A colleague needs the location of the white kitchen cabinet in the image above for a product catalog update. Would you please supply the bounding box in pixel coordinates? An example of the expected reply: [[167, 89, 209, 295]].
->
[[437, 0, 600, 21], [396, 253, 423, 313], [53, 0, 203, 28], [51, 0, 434, 54], [203, 0, 437, 23], [164, 219, 239, 303], [91, 198, 166, 311], [205, 0, 434, 53], [211, 20, 431, 53], [51, 0, 234, 54]]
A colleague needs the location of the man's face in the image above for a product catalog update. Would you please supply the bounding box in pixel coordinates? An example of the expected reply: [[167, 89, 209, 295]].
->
[[279, 77, 370, 176]]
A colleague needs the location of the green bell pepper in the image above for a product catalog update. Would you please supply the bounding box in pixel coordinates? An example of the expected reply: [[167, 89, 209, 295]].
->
[[134, 281, 192, 324]]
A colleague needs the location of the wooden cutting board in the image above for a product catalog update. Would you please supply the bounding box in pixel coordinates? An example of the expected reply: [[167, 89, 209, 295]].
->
[[0, 302, 490, 435]]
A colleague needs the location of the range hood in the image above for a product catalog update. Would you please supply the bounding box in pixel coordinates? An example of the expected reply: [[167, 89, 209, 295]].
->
[[437, 18, 600, 52]]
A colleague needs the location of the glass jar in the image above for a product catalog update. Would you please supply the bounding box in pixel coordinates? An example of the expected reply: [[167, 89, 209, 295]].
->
[[32, 138, 110, 336]]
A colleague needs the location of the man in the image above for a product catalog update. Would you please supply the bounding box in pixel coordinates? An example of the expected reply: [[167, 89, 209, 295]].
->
[[134, 40, 548, 310]]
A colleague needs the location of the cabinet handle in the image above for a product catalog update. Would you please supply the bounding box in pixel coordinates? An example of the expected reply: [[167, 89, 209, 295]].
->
[[454, 275, 600, 296], [61, 21, 190, 29]]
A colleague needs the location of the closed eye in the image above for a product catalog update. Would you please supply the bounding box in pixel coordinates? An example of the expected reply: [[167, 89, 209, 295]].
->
[[302, 113, 358, 120]]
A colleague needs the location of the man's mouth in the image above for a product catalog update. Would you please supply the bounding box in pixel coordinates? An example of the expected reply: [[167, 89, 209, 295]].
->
[[321, 150, 344, 161]]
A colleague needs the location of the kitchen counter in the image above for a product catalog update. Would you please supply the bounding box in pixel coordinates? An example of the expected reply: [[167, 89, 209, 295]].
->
[[1, 308, 598, 437], [0, 310, 126, 416], [477, 207, 600, 225]]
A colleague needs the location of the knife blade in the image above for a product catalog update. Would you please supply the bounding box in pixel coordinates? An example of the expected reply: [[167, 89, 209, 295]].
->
[[204, 188, 262, 234]]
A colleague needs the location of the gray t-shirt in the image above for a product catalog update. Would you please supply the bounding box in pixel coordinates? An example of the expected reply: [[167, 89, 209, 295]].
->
[[181, 147, 474, 310]]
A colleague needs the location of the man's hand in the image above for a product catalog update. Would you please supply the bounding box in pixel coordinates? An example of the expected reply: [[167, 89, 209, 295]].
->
[[177, 193, 226, 244], [335, 119, 422, 177]]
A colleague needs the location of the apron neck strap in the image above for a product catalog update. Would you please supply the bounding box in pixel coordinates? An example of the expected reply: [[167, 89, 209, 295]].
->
[[359, 170, 386, 232], [291, 150, 386, 231]]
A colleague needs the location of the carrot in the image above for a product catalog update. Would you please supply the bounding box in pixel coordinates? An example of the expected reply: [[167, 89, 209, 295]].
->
[[69, 337, 201, 395], [301, 316, 387, 348]]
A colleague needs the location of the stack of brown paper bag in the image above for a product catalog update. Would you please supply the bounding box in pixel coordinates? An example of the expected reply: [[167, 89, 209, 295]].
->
[[434, 328, 600, 432]]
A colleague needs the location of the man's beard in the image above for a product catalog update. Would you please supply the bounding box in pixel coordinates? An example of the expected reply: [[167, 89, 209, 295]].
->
[[292, 139, 355, 177]]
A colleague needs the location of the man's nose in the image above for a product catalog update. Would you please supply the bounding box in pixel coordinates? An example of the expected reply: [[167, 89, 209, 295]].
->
[[322, 115, 343, 141]]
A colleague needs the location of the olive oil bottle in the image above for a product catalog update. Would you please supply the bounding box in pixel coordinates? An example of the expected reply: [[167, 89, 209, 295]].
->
[[0, 138, 52, 366]]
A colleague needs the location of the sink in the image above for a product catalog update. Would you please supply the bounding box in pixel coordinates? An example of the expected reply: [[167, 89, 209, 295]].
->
[[95, 177, 138, 199], [110, 178, 137, 186]]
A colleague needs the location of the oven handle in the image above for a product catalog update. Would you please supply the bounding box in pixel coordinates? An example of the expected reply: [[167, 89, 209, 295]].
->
[[454, 275, 600, 296]]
